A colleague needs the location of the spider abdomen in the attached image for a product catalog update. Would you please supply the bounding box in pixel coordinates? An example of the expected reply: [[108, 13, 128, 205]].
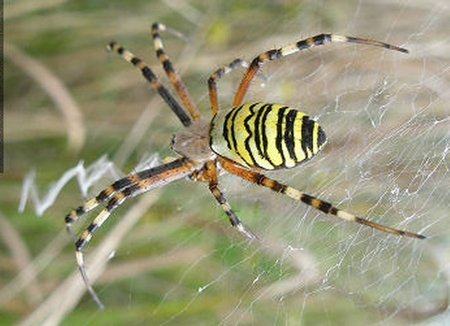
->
[[210, 102, 327, 170]]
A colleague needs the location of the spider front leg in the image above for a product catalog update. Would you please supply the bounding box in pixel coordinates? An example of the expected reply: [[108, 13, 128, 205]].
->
[[107, 42, 192, 127], [151, 23, 200, 120], [73, 181, 138, 309], [233, 34, 408, 106], [65, 168, 144, 238], [68, 158, 198, 308], [219, 158, 426, 239]]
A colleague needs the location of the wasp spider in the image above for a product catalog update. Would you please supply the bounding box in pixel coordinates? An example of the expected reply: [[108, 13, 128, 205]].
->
[[66, 23, 425, 308]]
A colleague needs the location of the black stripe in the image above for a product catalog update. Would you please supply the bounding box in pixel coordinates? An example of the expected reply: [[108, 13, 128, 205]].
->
[[111, 178, 133, 192], [275, 106, 289, 167], [229, 105, 250, 165], [130, 57, 140, 65], [318, 200, 333, 214], [162, 58, 175, 73], [242, 104, 258, 166], [106, 196, 122, 212], [75, 206, 85, 216], [122, 184, 142, 197], [311, 34, 327, 46], [75, 238, 87, 251], [265, 49, 281, 61], [87, 222, 98, 234], [295, 40, 311, 51], [295, 34, 331, 52], [151, 30, 160, 40], [141, 66, 158, 81], [151, 22, 159, 31], [301, 116, 315, 158], [256, 174, 286, 192], [259, 104, 274, 166], [284, 109, 297, 162], [317, 125, 327, 149], [300, 193, 333, 214], [270, 180, 286, 193], [223, 105, 244, 160], [96, 189, 111, 202], [254, 103, 265, 160], [300, 193, 313, 206], [222, 108, 236, 152], [65, 214, 75, 223]]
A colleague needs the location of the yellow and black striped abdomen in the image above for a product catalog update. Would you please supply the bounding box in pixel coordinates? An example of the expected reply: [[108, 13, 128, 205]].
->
[[209, 103, 327, 170]]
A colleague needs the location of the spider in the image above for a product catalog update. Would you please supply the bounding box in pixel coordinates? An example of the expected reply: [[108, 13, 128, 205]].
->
[[66, 23, 425, 308]]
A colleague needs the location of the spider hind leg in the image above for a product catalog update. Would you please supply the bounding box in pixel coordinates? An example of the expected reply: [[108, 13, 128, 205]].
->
[[219, 158, 425, 239], [233, 34, 408, 106]]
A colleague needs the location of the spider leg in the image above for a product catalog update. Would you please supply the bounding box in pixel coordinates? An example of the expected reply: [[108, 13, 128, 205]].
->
[[233, 34, 408, 106], [208, 59, 250, 114], [219, 158, 425, 239], [151, 23, 201, 120], [107, 42, 192, 127], [201, 161, 257, 239], [65, 171, 162, 239], [208, 59, 269, 114], [65, 178, 122, 239], [70, 157, 198, 308]]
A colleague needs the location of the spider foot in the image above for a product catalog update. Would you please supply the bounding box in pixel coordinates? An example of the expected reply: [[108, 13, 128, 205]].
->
[[76, 251, 105, 309], [236, 223, 259, 240]]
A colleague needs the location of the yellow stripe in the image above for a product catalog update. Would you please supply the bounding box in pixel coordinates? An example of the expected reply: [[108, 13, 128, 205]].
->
[[234, 105, 254, 166], [264, 106, 283, 167], [293, 112, 307, 163]]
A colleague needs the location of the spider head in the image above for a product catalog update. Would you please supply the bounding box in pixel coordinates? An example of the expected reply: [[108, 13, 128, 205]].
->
[[171, 117, 216, 162]]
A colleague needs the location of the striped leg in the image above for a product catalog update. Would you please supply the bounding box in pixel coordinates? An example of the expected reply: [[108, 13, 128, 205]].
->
[[233, 34, 409, 106], [69, 157, 197, 308], [219, 158, 425, 239], [107, 42, 192, 127], [208, 59, 270, 114], [151, 23, 201, 120], [65, 177, 125, 238], [208, 59, 249, 114], [203, 161, 257, 239]]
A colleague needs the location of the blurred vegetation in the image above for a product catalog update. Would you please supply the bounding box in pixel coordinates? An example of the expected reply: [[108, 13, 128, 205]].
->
[[3, 0, 449, 325]]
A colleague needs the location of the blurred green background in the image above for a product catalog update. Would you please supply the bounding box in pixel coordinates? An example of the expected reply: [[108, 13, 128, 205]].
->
[[3, 0, 449, 325]]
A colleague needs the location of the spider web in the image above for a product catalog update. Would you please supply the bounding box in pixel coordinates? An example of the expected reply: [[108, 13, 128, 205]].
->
[[10, 1, 449, 325], [218, 5, 449, 324]]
